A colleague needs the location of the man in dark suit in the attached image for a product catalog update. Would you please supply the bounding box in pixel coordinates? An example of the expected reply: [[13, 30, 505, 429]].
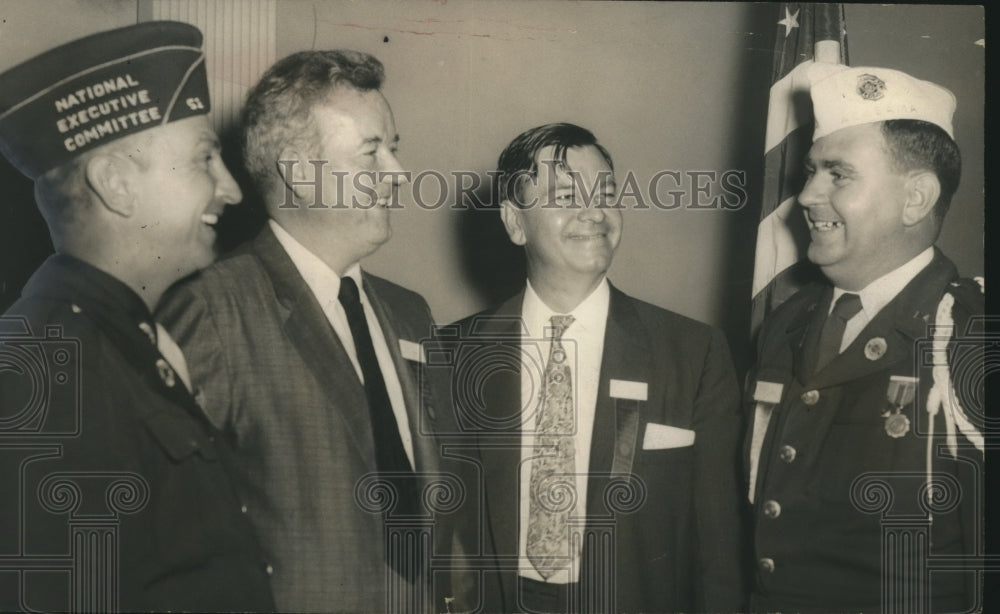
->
[[0, 22, 274, 612], [434, 123, 745, 613], [746, 65, 984, 612], [158, 50, 452, 613]]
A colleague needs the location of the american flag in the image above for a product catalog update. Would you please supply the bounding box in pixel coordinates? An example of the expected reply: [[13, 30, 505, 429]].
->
[[749, 3, 847, 338]]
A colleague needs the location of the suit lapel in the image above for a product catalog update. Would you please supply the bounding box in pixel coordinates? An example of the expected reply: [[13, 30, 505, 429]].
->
[[470, 291, 527, 602], [586, 284, 649, 517], [788, 285, 828, 385], [253, 226, 377, 472], [362, 274, 439, 481]]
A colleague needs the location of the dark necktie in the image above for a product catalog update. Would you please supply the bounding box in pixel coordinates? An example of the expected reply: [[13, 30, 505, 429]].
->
[[338, 277, 418, 519], [815, 292, 862, 373]]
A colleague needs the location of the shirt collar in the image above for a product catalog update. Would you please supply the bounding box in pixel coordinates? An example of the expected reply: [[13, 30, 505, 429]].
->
[[522, 277, 610, 337], [269, 219, 362, 301], [832, 246, 934, 319]]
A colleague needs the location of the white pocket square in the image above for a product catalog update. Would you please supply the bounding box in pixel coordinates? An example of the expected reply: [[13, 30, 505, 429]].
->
[[399, 339, 425, 363], [642, 423, 695, 450]]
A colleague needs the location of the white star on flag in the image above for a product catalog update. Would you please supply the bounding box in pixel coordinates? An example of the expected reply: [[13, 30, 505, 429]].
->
[[778, 7, 800, 38]]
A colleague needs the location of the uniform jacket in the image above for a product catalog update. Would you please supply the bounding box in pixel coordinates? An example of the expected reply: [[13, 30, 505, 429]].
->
[[436, 283, 746, 613], [158, 224, 450, 613], [746, 249, 984, 613], [0, 254, 274, 613]]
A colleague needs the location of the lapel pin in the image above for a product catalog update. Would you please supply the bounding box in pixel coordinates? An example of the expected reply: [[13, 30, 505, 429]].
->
[[864, 337, 887, 361], [156, 358, 176, 388], [138, 321, 157, 346]]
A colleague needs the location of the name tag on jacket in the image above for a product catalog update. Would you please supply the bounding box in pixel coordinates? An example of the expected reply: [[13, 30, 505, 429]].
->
[[610, 378, 648, 401], [399, 339, 424, 363]]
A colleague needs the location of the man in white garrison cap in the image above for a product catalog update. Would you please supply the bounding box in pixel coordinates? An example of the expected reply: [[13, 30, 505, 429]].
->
[[745, 65, 983, 613]]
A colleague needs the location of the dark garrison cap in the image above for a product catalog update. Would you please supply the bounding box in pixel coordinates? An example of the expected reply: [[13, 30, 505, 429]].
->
[[0, 20, 211, 180]]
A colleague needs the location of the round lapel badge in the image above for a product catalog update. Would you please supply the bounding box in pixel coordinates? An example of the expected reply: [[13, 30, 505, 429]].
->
[[884, 412, 911, 439], [864, 337, 887, 361]]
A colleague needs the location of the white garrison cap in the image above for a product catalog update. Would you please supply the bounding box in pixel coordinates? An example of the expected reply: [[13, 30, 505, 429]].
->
[[809, 64, 956, 141]]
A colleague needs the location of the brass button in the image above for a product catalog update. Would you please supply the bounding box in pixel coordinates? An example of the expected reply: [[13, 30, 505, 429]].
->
[[779, 445, 797, 463], [800, 390, 820, 405], [265, 564, 274, 576], [759, 557, 775, 573], [762, 500, 781, 519], [241, 504, 248, 514]]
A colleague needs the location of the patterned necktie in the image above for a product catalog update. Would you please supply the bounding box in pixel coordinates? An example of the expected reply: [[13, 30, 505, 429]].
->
[[815, 292, 862, 373], [527, 314, 576, 580]]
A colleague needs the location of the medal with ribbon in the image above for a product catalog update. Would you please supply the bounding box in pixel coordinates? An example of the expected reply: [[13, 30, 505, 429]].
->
[[882, 375, 918, 438]]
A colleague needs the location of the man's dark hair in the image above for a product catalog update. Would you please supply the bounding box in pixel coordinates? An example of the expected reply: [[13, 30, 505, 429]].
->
[[880, 119, 961, 221], [496, 122, 613, 206], [242, 49, 385, 196]]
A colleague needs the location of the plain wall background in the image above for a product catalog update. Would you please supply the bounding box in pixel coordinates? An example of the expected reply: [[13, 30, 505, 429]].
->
[[0, 1, 985, 368]]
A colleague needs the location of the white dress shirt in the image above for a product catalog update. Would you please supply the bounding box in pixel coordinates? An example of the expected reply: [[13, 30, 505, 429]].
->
[[831, 247, 934, 352], [269, 219, 414, 467], [517, 278, 610, 583]]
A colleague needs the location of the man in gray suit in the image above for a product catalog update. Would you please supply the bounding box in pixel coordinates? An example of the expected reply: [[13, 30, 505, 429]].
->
[[159, 50, 450, 613]]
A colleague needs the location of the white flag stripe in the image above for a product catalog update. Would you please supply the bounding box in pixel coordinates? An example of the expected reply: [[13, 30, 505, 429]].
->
[[763, 60, 816, 153], [752, 197, 801, 297]]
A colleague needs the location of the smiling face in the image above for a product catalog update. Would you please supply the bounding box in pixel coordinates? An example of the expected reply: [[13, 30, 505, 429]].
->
[[799, 122, 916, 290], [306, 87, 406, 265], [127, 115, 242, 278], [501, 145, 621, 295]]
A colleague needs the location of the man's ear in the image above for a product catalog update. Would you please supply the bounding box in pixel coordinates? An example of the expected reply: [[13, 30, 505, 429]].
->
[[277, 145, 316, 203], [901, 170, 940, 226], [84, 152, 137, 217], [500, 200, 527, 246]]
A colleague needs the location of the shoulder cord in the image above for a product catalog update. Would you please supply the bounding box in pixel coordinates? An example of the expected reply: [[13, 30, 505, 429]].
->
[[925, 278, 985, 512]]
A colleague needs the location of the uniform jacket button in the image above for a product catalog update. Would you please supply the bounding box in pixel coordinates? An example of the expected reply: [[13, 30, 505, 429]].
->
[[265, 564, 274, 576], [762, 500, 782, 519], [801, 390, 820, 405], [779, 445, 796, 463], [759, 557, 775, 573]]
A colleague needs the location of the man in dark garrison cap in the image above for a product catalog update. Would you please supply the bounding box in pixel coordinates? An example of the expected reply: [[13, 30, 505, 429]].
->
[[0, 21, 274, 612]]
